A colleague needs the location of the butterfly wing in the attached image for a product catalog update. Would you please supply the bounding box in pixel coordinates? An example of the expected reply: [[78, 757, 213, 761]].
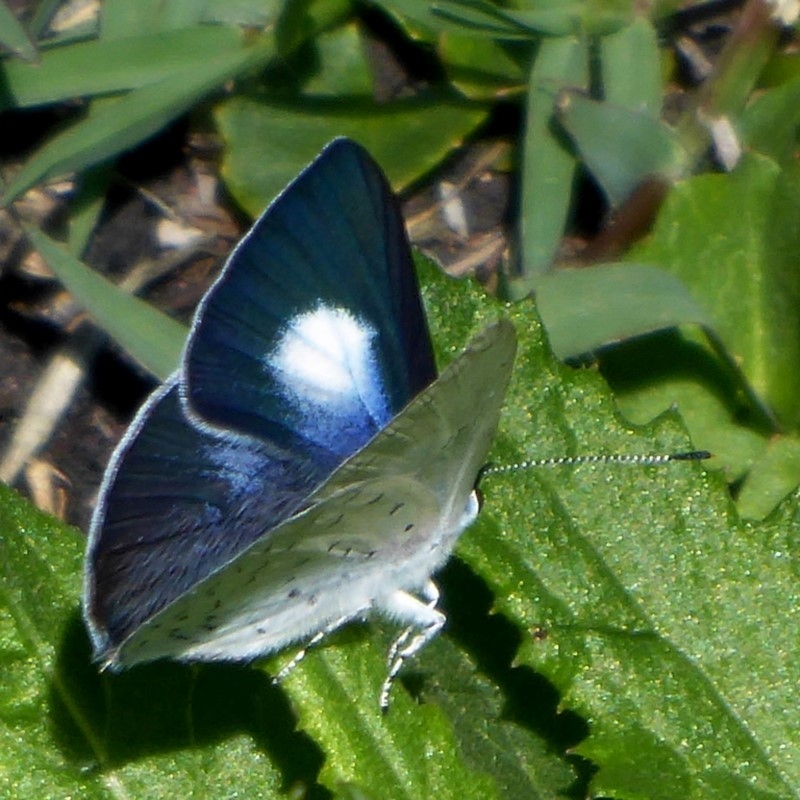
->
[[111, 321, 516, 667], [185, 138, 435, 459], [85, 139, 436, 665]]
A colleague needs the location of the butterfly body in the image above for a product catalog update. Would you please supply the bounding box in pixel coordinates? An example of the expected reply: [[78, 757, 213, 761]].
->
[[84, 139, 516, 701]]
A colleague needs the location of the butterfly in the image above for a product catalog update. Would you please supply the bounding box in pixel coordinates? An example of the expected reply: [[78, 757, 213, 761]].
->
[[83, 138, 517, 707]]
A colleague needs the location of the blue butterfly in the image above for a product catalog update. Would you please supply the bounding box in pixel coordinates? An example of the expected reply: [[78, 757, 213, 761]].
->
[[84, 138, 516, 707]]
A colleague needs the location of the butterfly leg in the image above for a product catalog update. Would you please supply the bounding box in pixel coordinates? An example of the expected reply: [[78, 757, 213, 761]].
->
[[380, 580, 444, 711], [385, 579, 439, 666], [273, 613, 353, 685]]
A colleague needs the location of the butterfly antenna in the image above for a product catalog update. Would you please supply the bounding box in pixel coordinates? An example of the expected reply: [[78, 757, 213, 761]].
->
[[481, 449, 711, 478]]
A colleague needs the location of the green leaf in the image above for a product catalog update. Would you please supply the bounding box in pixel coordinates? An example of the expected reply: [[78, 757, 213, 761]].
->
[[216, 96, 488, 216], [441, 34, 528, 99], [285, 640, 503, 799], [0, 26, 260, 110], [293, 22, 375, 96], [1, 257, 795, 797], [430, 0, 540, 39], [737, 75, 800, 165], [599, 16, 661, 117], [629, 153, 800, 429], [2, 31, 275, 203], [534, 262, 713, 359], [736, 433, 800, 521], [600, 326, 772, 487], [66, 165, 112, 258], [99, 0, 204, 37], [464, 300, 800, 798], [23, 224, 185, 378], [1, 480, 291, 795], [201, 0, 283, 26], [0, 0, 38, 62], [432, 0, 630, 38], [557, 90, 688, 206], [373, 0, 530, 41], [519, 35, 588, 277]]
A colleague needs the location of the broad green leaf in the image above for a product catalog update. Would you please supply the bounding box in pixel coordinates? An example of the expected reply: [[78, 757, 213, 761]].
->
[[465, 299, 799, 798], [23, 225, 185, 378], [285, 638, 503, 799], [283, 625, 572, 799], [2, 32, 275, 203], [629, 153, 800, 429], [557, 91, 688, 206], [216, 96, 488, 216], [519, 35, 588, 277]]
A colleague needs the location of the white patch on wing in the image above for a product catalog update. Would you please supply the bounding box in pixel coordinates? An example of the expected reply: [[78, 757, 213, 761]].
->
[[265, 304, 390, 449]]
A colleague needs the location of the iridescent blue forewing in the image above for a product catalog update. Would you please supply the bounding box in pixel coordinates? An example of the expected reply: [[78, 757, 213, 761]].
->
[[185, 138, 435, 459]]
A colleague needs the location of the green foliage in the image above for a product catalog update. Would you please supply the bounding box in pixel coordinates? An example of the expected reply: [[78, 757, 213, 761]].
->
[[614, 154, 800, 501], [3, 0, 800, 796], [22, 224, 186, 379], [2, 262, 798, 798]]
